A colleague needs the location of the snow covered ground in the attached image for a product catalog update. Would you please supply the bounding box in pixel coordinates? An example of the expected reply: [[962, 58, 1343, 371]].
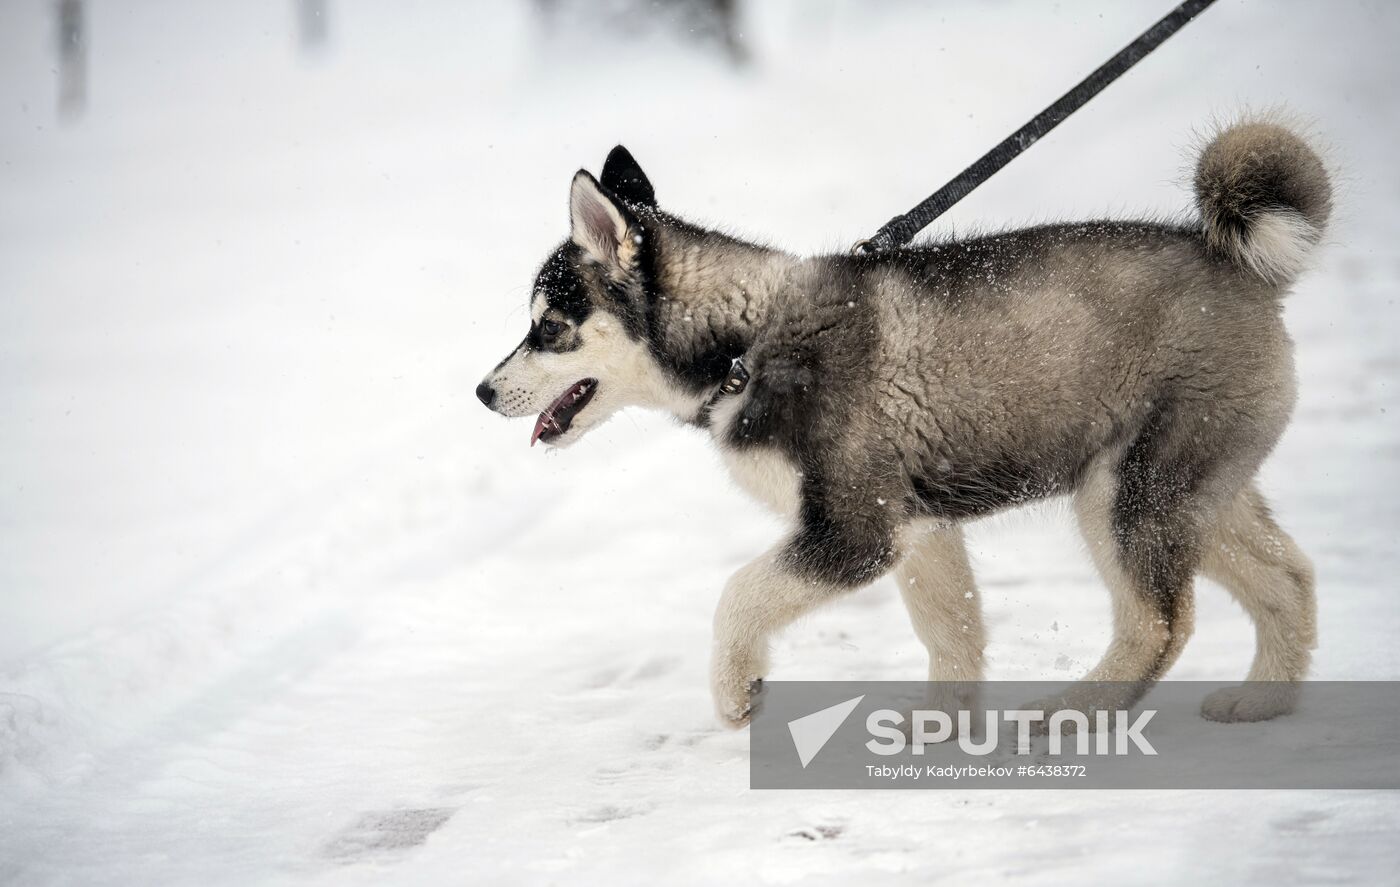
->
[[1, 0, 1398, 883]]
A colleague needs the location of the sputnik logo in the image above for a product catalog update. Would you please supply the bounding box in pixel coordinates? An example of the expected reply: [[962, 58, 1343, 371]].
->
[[787, 695, 865, 768]]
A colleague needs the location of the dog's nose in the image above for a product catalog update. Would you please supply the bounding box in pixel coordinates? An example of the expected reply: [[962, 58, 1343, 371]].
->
[[475, 381, 497, 408]]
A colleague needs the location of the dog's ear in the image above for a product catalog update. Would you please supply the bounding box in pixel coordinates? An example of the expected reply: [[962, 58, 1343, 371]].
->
[[599, 145, 656, 209], [570, 170, 639, 269]]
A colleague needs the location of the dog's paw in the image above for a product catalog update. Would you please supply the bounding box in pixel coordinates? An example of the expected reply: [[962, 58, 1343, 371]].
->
[[899, 709, 977, 744], [1201, 683, 1299, 723], [901, 685, 983, 742], [711, 649, 765, 729], [1022, 699, 1088, 737], [1022, 686, 1132, 735]]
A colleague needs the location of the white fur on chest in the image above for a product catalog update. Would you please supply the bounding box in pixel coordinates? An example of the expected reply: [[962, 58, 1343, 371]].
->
[[720, 446, 801, 516], [710, 396, 801, 517]]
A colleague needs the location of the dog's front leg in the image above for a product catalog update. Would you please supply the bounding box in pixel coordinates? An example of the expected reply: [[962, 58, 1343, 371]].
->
[[710, 545, 843, 728], [895, 522, 985, 734], [710, 508, 898, 728]]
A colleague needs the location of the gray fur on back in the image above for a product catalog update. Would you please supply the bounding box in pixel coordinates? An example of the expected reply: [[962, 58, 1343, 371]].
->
[[662, 120, 1331, 585], [712, 220, 1293, 580]]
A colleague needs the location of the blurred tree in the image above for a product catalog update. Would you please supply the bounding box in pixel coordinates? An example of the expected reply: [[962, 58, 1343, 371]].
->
[[54, 0, 86, 117], [533, 0, 747, 66], [297, 0, 330, 53]]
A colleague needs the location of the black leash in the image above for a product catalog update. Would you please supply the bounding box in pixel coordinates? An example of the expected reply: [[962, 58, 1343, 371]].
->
[[852, 0, 1218, 256]]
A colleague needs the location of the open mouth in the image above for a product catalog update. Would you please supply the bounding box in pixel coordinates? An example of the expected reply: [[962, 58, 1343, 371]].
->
[[531, 378, 598, 446]]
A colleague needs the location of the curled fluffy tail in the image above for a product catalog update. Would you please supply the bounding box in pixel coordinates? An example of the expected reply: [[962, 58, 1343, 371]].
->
[[1194, 119, 1332, 283]]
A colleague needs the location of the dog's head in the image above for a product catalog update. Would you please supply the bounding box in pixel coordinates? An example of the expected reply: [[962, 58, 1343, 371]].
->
[[477, 147, 692, 447]]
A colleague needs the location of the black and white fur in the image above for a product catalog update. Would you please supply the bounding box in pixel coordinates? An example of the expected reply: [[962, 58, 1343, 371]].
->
[[478, 120, 1329, 728]]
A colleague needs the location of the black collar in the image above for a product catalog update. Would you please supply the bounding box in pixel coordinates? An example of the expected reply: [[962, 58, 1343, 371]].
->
[[717, 356, 750, 397], [699, 356, 750, 424]]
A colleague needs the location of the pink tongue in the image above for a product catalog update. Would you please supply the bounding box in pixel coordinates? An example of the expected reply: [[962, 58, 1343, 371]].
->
[[531, 410, 562, 447], [530, 381, 591, 447]]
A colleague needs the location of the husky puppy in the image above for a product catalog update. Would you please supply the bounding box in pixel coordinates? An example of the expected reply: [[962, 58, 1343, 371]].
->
[[478, 121, 1329, 728]]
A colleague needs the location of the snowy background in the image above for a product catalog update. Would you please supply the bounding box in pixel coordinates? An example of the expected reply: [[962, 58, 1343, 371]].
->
[[1, 0, 1397, 883]]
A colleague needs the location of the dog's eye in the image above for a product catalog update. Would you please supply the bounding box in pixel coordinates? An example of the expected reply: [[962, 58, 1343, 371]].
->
[[541, 319, 566, 338]]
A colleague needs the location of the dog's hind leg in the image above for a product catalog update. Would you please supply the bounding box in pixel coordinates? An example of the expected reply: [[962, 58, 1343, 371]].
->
[[1039, 408, 1235, 717], [1033, 456, 1191, 716], [1198, 483, 1316, 721], [895, 522, 985, 723]]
